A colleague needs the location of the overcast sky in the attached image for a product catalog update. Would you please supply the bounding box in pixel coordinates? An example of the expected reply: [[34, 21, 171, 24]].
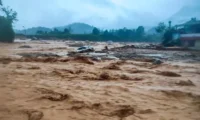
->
[[2, 0, 198, 29]]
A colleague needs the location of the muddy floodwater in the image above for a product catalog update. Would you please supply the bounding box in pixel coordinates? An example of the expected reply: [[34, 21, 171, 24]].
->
[[0, 40, 200, 120]]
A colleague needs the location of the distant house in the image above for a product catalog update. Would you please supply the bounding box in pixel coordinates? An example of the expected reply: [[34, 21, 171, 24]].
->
[[179, 34, 200, 50], [174, 18, 200, 50], [175, 18, 200, 34]]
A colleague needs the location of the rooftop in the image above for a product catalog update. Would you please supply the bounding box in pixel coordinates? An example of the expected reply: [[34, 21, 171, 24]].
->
[[180, 33, 200, 41]]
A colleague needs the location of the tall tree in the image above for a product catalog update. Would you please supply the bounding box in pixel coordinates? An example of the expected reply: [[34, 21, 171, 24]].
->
[[156, 22, 166, 33], [52, 28, 60, 34], [64, 28, 70, 34], [0, 0, 17, 43], [1, 7, 18, 24], [36, 30, 44, 35], [136, 26, 145, 39], [0, 16, 14, 42], [92, 27, 100, 35]]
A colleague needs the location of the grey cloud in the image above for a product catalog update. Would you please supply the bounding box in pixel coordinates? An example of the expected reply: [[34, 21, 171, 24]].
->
[[3, 0, 199, 29]]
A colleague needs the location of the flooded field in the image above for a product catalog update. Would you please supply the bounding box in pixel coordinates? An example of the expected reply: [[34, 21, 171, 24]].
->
[[0, 40, 200, 120]]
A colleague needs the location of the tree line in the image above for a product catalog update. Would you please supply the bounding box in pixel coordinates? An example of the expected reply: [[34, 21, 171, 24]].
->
[[34, 26, 160, 42]]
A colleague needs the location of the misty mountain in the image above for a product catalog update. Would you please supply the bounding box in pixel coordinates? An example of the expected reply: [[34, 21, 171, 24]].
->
[[110, 9, 159, 29], [78, 8, 159, 29], [15, 27, 51, 35], [15, 23, 94, 35], [55, 23, 94, 34], [168, 4, 200, 24], [148, 4, 200, 35]]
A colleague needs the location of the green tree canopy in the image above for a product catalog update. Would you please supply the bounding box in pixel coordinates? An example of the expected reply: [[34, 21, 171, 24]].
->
[[64, 28, 70, 34], [0, 16, 15, 42], [92, 27, 100, 35], [1, 7, 18, 24], [36, 30, 44, 35], [136, 26, 145, 38], [0, 0, 17, 43], [156, 22, 166, 33]]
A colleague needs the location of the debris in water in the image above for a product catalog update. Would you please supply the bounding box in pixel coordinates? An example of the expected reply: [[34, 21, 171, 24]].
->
[[110, 105, 135, 119], [135, 58, 155, 62], [28, 66, 40, 70], [120, 74, 131, 80], [38, 88, 70, 101], [139, 109, 155, 114], [99, 72, 110, 80], [102, 55, 119, 60], [77, 46, 94, 53], [104, 63, 121, 70], [19, 45, 32, 48], [25, 110, 43, 120], [72, 56, 94, 65], [128, 68, 148, 74], [153, 59, 163, 65], [0, 57, 12, 64], [176, 80, 195, 86], [18, 52, 60, 58], [157, 71, 181, 77]]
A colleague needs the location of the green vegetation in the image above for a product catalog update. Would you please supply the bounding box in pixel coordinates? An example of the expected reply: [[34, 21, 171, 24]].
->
[[32, 25, 156, 42], [155, 21, 180, 46], [0, 16, 15, 42], [92, 27, 100, 35], [156, 22, 166, 33], [0, 1, 17, 43], [56, 23, 94, 34]]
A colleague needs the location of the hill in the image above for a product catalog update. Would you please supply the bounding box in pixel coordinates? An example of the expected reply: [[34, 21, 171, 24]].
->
[[168, 4, 200, 24], [15, 27, 51, 35], [15, 23, 94, 35], [55, 23, 94, 34]]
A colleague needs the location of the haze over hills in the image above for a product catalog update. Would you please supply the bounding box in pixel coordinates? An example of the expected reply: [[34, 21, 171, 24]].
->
[[55, 23, 94, 34], [168, 4, 200, 25], [147, 4, 200, 35], [76, 7, 159, 29], [14, 2, 200, 35], [15, 23, 94, 35], [15, 27, 52, 35], [6, 0, 191, 29]]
